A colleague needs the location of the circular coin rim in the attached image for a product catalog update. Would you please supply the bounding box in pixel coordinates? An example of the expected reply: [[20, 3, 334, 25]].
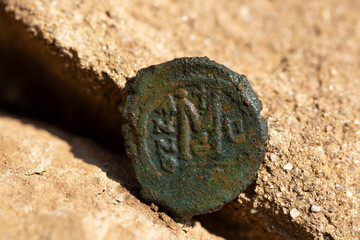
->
[[122, 57, 268, 218]]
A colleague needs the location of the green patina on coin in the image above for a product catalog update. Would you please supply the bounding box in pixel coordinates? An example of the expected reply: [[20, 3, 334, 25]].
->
[[122, 57, 267, 219]]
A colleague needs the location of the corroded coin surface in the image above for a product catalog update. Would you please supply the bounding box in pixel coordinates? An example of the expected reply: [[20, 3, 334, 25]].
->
[[122, 57, 267, 218]]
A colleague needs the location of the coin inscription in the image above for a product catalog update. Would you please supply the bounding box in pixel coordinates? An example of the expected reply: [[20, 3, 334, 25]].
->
[[123, 57, 267, 218], [148, 86, 245, 173]]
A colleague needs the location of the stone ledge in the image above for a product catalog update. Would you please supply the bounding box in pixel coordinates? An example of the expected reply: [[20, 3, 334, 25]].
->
[[0, 0, 359, 239], [0, 112, 220, 240]]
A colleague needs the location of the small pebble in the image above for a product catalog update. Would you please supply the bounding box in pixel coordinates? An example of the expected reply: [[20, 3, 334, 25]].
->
[[150, 203, 159, 212], [311, 205, 321, 212], [181, 15, 188, 22], [290, 208, 300, 219], [283, 163, 293, 170], [331, 68, 338, 75], [283, 208, 288, 214], [270, 153, 278, 161], [336, 184, 345, 190]]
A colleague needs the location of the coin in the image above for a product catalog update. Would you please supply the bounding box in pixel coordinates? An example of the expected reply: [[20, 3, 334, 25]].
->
[[122, 57, 267, 218]]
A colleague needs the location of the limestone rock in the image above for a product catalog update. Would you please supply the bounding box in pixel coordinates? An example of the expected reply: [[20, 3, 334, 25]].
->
[[0, 114, 220, 240], [0, 0, 359, 239]]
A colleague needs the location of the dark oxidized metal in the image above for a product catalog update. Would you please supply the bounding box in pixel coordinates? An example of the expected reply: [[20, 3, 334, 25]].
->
[[122, 57, 267, 219]]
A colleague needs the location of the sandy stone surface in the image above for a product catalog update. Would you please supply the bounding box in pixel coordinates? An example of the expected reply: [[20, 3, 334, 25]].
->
[[0, 0, 359, 239], [0, 113, 220, 240]]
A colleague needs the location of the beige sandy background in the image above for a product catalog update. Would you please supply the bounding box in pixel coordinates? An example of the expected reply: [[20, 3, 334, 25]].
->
[[0, 0, 359, 239]]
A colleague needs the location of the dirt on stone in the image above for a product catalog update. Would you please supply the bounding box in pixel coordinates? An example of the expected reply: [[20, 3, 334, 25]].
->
[[0, 113, 221, 240], [0, 0, 359, 239]]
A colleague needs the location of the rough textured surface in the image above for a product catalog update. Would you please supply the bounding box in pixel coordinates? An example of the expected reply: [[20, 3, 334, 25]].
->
[[0, 113, 221, 240], [122, 57, 267, 218], [0, 0, 359, 239]]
